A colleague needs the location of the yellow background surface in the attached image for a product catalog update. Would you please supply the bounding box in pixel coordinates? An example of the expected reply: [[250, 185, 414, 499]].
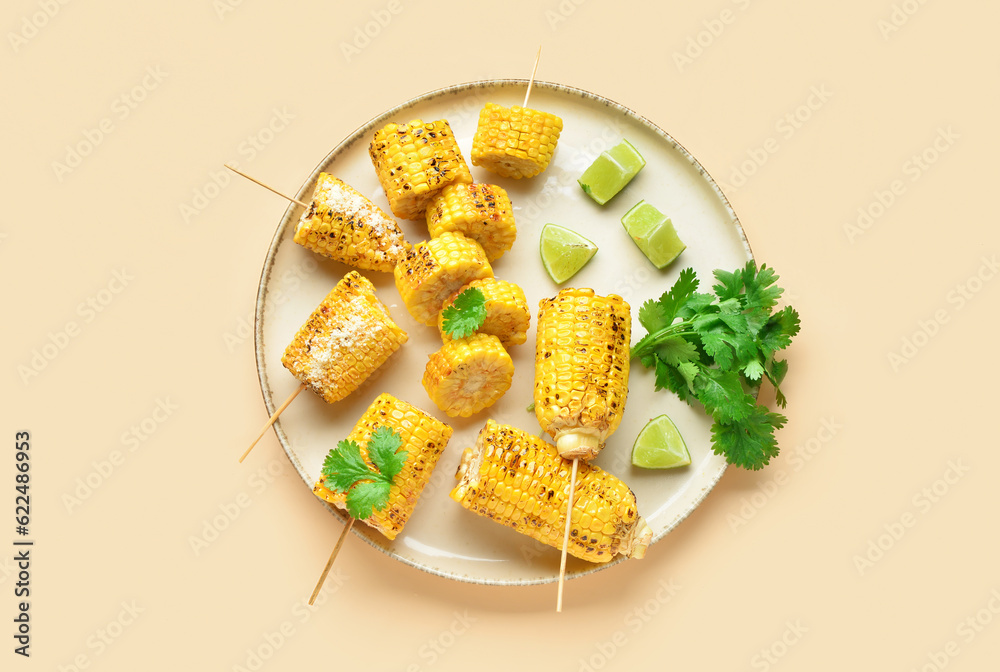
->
[[3, 0, 998, 669]]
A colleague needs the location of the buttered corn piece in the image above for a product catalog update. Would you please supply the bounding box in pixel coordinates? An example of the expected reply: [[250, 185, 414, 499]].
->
[[534, 289, 631, 460], [313, 393, 452, 540], [394, 232, 493, 326], [369, 118, 473, 220], [471, 103, 563, 179], [294, 173, 409, 272], [281, 271, 408, 404], [425, 183, 516, 262], [438, 277, 530, 347], [451, 421, 651, 562], [422, 334, 513, 417]]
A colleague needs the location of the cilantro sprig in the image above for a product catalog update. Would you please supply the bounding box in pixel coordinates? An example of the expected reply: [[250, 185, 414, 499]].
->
[[440, 287, 487, 339], [320, 426, 407, 519], [631, 262, 800, 470]]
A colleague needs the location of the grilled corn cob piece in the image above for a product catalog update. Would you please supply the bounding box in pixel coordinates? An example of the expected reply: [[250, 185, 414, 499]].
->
[[313, 393, 452, 540], [438, 277, 530, 347], [281, 272, 408, 404], [422, 334, 513, 417], [534, 289, 631, 460], [471, 103, 563, 179], [369, 118, 473, 220], [425, 183, 516, 262], [394, 232, 493, 326], [294, 173, 409, 272], [451, 421, 652, 562]]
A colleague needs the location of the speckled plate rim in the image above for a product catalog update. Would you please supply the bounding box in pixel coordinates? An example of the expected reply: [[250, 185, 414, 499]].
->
[[254, 78, 751, 586]]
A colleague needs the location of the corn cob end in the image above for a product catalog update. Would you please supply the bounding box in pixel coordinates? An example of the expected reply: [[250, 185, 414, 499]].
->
[[624, 519, 653, 559], [554, 430, 602, 460]]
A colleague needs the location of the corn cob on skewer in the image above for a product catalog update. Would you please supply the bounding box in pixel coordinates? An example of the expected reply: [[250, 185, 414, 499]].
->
[[422, 334, 514, 417], [437, 277, 530, 347], [294, 173, 409, 272], [471, 103, 563, 179], [451, 421, 651, 562], [426, 183, 516, 262], [534, 289, 631, 460], [281, 271, 408, 404], [394, 232, 494, 326], [313, 393, 452, 539], [369, 118, 473, 220]]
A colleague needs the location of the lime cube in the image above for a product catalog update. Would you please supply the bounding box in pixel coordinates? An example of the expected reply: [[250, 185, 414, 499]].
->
[[539, 223, 598, 284], [621, 200, 686, 269], [578, 139, 645, 205]]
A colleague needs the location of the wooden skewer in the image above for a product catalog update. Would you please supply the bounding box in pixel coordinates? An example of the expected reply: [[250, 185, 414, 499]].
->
[[239, 383, 306, 463], [556, 456, 579, 613], [309, 517, 355, 605], [227, 163, 309, 463], [522, 46, 542, 108], [224, 164, 308, 208]]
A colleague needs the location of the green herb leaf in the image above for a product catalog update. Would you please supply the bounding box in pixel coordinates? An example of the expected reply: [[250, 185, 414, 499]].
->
[[346, 480, 392, 521], [711, 407, 786, 470], [441, 287, 487, 339], [638, 299, 669, 333], [322, 440, 373, 493], [658, 267, 699, 324], [367, 426, 408, 481], [320, 426, 407, 520]]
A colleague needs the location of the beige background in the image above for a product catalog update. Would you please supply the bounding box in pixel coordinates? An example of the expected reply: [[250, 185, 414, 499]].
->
[[4, 0, 998, 669]]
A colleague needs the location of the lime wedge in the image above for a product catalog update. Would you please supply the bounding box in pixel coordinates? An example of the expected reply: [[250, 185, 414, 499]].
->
[[621, 200, 686, 269], [539, 223, 598, 284], [578, 139, 646, 205], [631, 414, 690, 469]]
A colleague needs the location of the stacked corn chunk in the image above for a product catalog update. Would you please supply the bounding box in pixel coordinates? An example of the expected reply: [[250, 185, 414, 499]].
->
[[437, 277, 530, 347], [425, 183, 516, 262], [294, 173, 409, 272], [313, 393, 452, 539], [471, 103, 563, 179], [281, 271, 408, 404], [393, 231, 493, 326], [369, 119, 473, 220], [422, 276, 529, 417], [422, 333, 514, 418], [451, 421, 652, 562], [533, 288, 631, 460]]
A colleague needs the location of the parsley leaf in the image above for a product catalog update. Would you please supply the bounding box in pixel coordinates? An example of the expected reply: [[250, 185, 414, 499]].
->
[[441, 287, 487, 339], [638, 299, 669, 333], [711, 407, 786, 471], [320, 427, 407, 520], [367, 426, 408, 480], [658, 267, 699, 324], [632, 264, 799, 470]]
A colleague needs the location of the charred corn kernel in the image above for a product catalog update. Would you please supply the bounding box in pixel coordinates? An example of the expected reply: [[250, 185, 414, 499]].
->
[[422, 334, 514, 417], [425, 183, 516, 261], [313, 393, 452, 540], [294, 173, 409, 272], [369, 118, 473, 220], [451, 421, 652, 562], [394, 232, 493, 326], [438, 277, 530, 347], [471, 103, 563, 179], [534, 289, 631, 460], [281, 272, 408, 404]]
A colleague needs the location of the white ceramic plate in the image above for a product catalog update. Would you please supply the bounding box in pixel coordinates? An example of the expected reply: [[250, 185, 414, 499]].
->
[[255, 80, 752, 585]]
